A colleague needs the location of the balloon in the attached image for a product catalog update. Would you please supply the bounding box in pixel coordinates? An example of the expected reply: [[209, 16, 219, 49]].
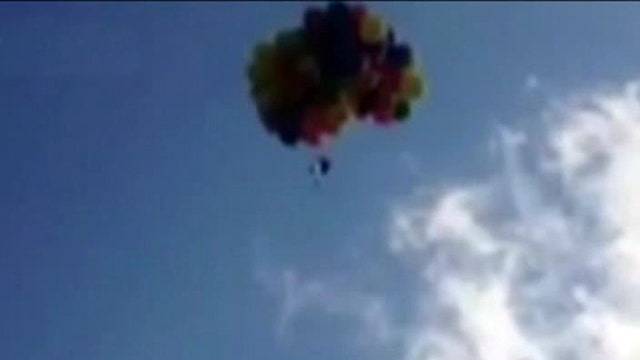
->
[[394, 100, 411, 121], [275, 29, 307, 54], [329, 8, 361, 78], [359, 14, 387, 45], [386, 43, 412, 69], [279, 130, 299, 147], [327, 1, 351, 31], [328, 46, 361, 79], [399, 68, 425, 100]]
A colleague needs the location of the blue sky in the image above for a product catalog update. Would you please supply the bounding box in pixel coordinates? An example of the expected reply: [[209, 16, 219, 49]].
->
[[3, 3, 640, 360]]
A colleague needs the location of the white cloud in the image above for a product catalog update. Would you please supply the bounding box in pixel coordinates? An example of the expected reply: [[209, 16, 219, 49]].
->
[[388, 80, 640, 360]]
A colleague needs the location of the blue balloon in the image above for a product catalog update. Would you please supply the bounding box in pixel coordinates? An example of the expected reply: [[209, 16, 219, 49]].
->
[[263, 105, 305, 147], [327, 1, 351, 44], [327, 1, 350, 24], [386, 43, 412, 69]]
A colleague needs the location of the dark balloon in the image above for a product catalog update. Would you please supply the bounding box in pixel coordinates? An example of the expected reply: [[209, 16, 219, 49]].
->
[[276, 29, 307, 55], [304, 8, 329, 56], [386, 43, 412, 69], [394, 100, 411, 121], [278, 129, 299, 147], [304, 7, 325, 33], [327, 1, 351, 28]]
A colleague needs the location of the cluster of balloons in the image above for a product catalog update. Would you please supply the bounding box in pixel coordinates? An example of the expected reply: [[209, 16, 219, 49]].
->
[[247, 1, 426, 148]]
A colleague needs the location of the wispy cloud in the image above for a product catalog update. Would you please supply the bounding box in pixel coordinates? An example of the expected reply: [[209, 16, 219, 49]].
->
[[255, 266, 395, 346]]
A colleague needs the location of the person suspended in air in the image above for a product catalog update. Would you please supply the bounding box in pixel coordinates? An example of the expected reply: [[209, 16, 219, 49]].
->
[[309, 155, 332, 183]]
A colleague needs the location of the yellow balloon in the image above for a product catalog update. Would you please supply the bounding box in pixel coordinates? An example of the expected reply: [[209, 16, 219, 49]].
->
[[359, 14, 387, 45], [400, 69, 426, 100]]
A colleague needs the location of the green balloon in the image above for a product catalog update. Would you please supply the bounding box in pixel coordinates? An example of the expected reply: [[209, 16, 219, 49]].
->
[[253, 43, 272, 62], [394, 100, 411, 121], [275, 28, 307, 53]]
